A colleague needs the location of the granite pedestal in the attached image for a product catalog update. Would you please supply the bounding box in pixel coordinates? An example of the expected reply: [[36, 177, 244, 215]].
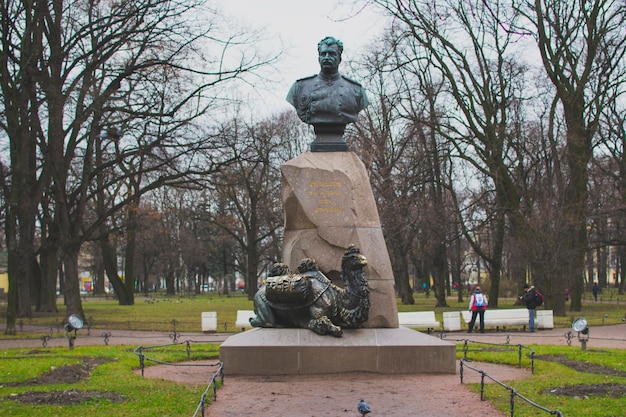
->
[[281, 152, 399, 328], [220, 327, 456, 375]]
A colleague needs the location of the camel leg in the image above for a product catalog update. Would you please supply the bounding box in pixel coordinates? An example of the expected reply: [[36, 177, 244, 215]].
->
[[250, 292, 276, 328], [309, 315, 343, 337]]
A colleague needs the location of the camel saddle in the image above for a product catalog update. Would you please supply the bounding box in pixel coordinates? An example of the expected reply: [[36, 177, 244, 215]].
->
[[262, 273, 331, 310]]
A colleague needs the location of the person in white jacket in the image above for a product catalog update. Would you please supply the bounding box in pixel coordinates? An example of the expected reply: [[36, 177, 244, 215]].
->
[[468, 287, 488, 333]]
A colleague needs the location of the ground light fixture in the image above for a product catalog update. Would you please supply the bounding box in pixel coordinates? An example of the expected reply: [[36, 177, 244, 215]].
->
[[64, 314, 84, 350], [572, 317, 589, 351]]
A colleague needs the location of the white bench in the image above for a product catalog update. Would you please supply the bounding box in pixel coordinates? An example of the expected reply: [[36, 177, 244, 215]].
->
[[398, 311, 440, 333], [201, 312, 217, 332], [235, 310, 255, 331], [443, 311, 461, 331], [536, 310, 554, 329], [461, 308, 529, 331]]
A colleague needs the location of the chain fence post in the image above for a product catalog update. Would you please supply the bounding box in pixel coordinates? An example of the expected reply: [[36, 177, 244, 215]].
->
[[480, 371, 486, 400], [509, 388, 516, 417]]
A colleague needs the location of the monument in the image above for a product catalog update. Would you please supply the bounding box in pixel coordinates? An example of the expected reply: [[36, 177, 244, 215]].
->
[[220, 37, 455, 374]]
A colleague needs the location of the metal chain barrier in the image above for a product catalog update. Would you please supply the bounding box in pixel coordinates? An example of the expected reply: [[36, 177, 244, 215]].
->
[[169, 319, 181, 343], [101, 331, 112, 345], [133, 340, 223, 417], [460, 358, 564, 417], [450, 337, 536, 374]]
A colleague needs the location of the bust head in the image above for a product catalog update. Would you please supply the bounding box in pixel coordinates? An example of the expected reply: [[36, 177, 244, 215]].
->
[[317, 36, 343, 75]]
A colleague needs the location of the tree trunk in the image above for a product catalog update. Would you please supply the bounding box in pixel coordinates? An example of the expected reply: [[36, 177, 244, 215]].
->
[[450, 232, 464, 303], [92, 252, 106, 296], [165, 269, 176, 296], [62, 248, 85, 321], [38, 236, 59, 313], [566, 186, 588, 314], [124, 199, 139, 299], [4, 209, 18, 335], [100, 234, 134, 305], [432, 241, 449, 308], [388, 238, 413, 304], [245, 218, 260, 300], [597, 246, 607, 289], [15, 181, 37, 318], [16, 228, 34, 318]]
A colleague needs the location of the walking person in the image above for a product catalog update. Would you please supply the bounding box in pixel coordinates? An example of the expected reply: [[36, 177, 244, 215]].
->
[[592, 282, 599, 302], [521, 283, 543, 332], [467, 286, 488, 333]]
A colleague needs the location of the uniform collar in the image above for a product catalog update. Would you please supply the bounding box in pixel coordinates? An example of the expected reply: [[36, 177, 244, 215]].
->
[[319, 72, 341, 82]]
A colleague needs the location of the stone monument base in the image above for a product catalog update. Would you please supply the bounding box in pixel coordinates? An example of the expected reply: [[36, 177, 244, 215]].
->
[[219, 327, 456, 375]]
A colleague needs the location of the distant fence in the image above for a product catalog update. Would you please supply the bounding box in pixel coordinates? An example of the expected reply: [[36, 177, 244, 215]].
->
[[4, 319, 227, 348], [443, 337, 536, 373], [12, 312, 247, 334]]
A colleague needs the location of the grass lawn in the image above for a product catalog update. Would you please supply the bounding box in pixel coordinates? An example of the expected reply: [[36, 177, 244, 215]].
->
[[2, 290, 625, 334], [3, 292, 256, 333], [461, 345, 626, 417], [1, 343, 221, 417]]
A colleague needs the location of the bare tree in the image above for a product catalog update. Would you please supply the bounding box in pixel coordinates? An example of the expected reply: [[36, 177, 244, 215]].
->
[[203, 113, 297, 299], [516, 0, 626, 311], [0, 0, 49, 329], [0, 0, 278, 333], [350, 35, 424, 304], [593, 86, 626, 295], [371, 0, 531, 307]]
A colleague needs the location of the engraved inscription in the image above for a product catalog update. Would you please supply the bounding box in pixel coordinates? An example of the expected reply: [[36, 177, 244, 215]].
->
[[313, 207, 343, 213], [309, 180, 343, 214], [309, 181, 341, 187]]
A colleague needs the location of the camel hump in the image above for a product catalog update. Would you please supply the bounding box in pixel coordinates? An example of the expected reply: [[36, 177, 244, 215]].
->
[[262, 273, 331, 309], [265, 274, 312, 304]]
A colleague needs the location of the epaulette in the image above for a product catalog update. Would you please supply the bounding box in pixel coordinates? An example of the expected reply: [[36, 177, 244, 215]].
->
[[341, 75, 363, 86], [296, 74, 317, 82]]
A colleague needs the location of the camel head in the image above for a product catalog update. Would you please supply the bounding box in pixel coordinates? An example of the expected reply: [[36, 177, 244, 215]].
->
[[342, 245, 368, 271]]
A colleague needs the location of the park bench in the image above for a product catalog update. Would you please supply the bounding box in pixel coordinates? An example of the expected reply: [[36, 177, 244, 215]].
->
[[443, 311, 461, 331], [536, 310, 554, 329], [201, 312, 217, 333], [235, 310, 255, 331], [461, 308, 529, 331], [398, 311, 440, 333]]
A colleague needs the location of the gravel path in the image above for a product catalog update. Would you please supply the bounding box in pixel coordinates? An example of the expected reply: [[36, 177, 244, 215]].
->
[[139, 361, 530, 417]]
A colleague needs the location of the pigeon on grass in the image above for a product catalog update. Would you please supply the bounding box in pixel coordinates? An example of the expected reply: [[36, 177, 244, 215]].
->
[[357, 398, 371, 416]]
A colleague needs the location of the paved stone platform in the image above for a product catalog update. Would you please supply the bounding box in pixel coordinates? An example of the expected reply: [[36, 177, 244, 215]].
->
[[219, 326, 456, 375]]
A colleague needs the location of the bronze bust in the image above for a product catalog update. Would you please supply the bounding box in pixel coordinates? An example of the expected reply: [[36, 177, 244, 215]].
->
[[286, 36, 369, 152]]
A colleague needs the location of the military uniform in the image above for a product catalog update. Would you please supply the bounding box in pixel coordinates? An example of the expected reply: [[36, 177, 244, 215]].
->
[[286, 72, 369, 125]]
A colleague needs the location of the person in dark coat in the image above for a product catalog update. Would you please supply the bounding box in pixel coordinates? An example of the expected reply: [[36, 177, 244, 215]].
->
[[521, 283, 540, 332]]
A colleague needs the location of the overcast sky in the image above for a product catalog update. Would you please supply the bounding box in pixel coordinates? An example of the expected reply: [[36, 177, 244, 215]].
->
[[215, 0, 387, 116]]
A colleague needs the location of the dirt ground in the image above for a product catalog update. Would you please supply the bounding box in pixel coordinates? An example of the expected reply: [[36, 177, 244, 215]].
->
[[140, 361, 529, 417]]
